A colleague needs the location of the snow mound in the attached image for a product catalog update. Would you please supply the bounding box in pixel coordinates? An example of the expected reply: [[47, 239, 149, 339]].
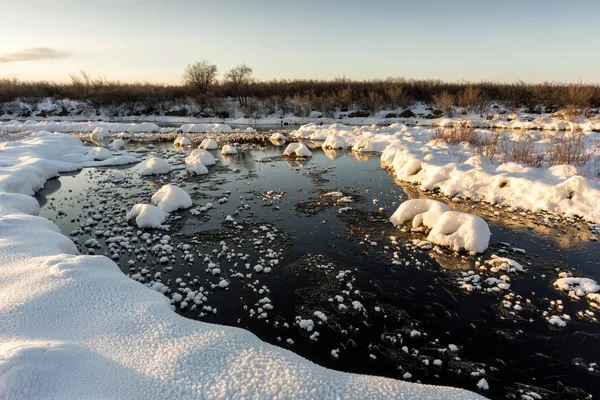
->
[[322, 135, 348, 150], [390, 199, 450, 229], [187, 149, 215, 166], [179, 123, 232, 133], [185, 150, 214, 175], [283, 143, 313, 157], [245, 127, 257, 134], [221, 145, 238, 155], [426, 211, 491, 254], [86, 147, 112, 161], [269, 132, 287, 141], [199, 138, 218, 150], [126, 204, 168, 228], [108, 139, 125, 150], [138, 157, 172, 175], [91, 126, 110, 138], [174, 136, 192, 147], [151, 184, 192, 212]]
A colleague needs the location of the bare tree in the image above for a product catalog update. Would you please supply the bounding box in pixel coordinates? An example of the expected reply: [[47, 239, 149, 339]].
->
[[182, 60, 218, 95], [224, 64, 253, 108]]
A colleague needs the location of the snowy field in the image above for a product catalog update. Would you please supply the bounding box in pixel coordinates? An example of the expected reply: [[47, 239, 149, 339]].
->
[[2, 120, 600, 399]]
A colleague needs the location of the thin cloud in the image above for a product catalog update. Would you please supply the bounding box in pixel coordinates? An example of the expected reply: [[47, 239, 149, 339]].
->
[[0, 47, 71, 63]]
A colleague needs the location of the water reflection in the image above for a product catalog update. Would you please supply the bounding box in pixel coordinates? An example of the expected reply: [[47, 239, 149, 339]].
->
[[323, 148, 344, 160]]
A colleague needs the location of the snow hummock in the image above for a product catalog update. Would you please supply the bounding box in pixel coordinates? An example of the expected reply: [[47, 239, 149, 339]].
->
[[390, 199, 450, 229], [322, 135, 348, 150], [269, 132, 287, 142], [91, 126, 110, 138], [174, 136, 192, 147], [221, 144, 238, 155], [199, 138, 218, 150], [179, 123, 232, 133], [87, 147, 113, 161], [188, 149, 215, 166], [427, 211, 491, 254], [151, 184, 192, 212], [283, 143, 312, 157], [0, 131, 482, 400], [138, 157, 172, 175], [126, 204, 168, 228]]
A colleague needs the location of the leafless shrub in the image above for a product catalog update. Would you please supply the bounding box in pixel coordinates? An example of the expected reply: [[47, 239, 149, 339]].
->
[[432, 125, 480, 146], [433, 91, 455, 116], [498, 138, 545, 166], [547, 132, 592, 166], [458, 86, 484, 112]]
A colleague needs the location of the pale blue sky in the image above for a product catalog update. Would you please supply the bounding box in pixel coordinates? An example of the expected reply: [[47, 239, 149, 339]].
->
[[1, 0, 599, 83]]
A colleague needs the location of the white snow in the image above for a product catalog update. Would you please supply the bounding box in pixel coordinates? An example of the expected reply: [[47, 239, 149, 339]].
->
[[174, 136, 192, 147], [187, 149, 215, 166], [108, 139, 125, 150], [390, 199, 450, 229], [151, 184, 192, 212], [427, 212, 491, 254], [322, 135, 348, 150], [553, 277, 600, 298], [0, 126, 489, 400], [91, 126, 110, 138], [199, 138, 218, 150], [221, 144, 238, 155], [283, 143, 313, 157], [269, 132, 287, 142], [185, 149, 215, 175], [179, 123, 232, 133], [138, 157, 172, 175], [86, 147, 113, 161], [126, 204, 168, 228]]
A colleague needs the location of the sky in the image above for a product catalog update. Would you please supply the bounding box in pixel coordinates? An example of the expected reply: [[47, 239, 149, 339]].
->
[[1, 0, 599, 84]]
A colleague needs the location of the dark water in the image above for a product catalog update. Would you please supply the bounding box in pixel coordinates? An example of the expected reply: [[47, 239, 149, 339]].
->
[[36, 141, 600, 399]]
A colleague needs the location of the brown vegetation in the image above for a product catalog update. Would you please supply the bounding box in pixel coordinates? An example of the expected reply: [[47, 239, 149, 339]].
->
[[1, 73, 599, 117]]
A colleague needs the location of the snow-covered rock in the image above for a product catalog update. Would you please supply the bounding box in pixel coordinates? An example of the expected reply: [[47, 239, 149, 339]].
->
[[87, 147, 113, 161], [390, 199, 450, 229], [221, 145, 238, 155], [126, 204, 168, 228], [426, 211, 491, 254], [138, 157, 172, 175], [199, 138, 218, 150], [186, 149, 215, 166], [269, 132, 287, 142], [91, 126, 110, 138], [108, 139, 125, 150], [151, 184, 192, 212], [174, 136, 192, 147], [283, 143, 312, 157], [179, 123, 232, 133], [322, 135, 348, 150]]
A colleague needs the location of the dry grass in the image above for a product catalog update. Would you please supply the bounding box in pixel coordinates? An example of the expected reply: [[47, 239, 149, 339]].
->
[[434, 127, 597, 169]]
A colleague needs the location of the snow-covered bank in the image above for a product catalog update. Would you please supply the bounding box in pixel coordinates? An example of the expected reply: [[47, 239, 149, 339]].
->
[[0, 133, 481, 399], [290, 123, 600, 223], [3, 103, 600, 132]]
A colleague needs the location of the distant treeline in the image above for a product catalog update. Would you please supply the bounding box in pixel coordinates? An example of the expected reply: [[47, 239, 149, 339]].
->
[[1, 75, 599, 118]]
